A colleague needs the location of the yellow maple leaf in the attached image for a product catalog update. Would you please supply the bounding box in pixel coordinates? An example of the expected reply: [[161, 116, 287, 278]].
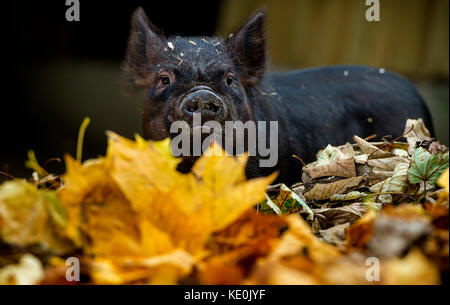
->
[[106, 132, 276, 256], [58, 132, 276, 283], [60, 154, 174, 258]]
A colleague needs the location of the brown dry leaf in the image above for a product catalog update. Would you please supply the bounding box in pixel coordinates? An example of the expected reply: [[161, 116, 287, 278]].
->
[[304, 176, 364, 201], [245, 214, 340, 284], [338, 142, 356, 157], [404, 118, 432, 155], [318, 223, 350, 246], [303, 157, 356, 179], [367, 156, 410, 185], [367, 156, 410, 172], [197, 260, 244, 285], [312, 202, 367, 230], [354, 135, 392, 159], [346, 209, 377, 249], [273, 215, 340, 264], [369, 162, 409, 203], [197, 210, 286, 284]]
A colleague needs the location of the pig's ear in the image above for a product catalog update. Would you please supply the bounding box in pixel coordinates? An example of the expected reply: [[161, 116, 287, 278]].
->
[[226, 9, 266, 86], [125, 7, 166, 87]]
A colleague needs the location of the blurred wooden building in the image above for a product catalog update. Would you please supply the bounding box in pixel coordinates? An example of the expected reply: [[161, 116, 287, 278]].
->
[[217, 0, 449, 80]]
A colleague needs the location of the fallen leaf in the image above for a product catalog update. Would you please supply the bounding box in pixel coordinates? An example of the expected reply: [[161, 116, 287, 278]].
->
[[408, 147, 449, 186], [354, 136, 391, 159], [304, 176, 364, 201], [346, 209, 377, 249], [319, 223, 350, 246], [383, 249, 440, 284], [315, 144, 347, 166], [0, 254, 44, 285], [312, 202, 368, 230], [404, 118, 432, 155], [370, 162, 409, 203], [57, 133, 275, 284], [268, 184, 313, 218], [303, 157, 356, 179], [366, 215, 432, 259], [106, 133, 276, 255], [0, 180, 73, 254]]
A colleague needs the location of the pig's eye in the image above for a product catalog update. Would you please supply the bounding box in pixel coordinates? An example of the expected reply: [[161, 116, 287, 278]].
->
[[163, 76, 171, 85], [157, 73, 173, 87], [225, 74, 236, 86], [160, 76, 171, 85]]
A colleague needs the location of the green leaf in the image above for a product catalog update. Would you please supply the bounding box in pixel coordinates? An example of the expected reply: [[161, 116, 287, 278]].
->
[[408, 148, 449, 185]]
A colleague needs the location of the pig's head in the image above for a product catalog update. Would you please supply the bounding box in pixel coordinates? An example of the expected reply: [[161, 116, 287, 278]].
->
[[124, 7, 266, 141]]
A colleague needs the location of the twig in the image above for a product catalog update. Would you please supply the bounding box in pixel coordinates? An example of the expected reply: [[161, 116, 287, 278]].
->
[[292, 154, 306, 166]]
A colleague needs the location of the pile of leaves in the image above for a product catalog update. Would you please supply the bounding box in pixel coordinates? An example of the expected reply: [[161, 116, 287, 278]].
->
[[0, 119, 448, 284]]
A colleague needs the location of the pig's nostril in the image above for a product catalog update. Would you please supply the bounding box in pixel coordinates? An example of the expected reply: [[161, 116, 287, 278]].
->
[[185, 102, 199, 114], [206, 103, 220, 113]]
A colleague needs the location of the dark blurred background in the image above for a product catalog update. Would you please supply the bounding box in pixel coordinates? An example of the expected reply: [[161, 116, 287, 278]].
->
[[2, 0, 448, 180]]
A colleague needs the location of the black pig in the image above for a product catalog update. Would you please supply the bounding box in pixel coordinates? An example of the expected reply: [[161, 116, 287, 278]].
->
[[124, 8, 433, 185]]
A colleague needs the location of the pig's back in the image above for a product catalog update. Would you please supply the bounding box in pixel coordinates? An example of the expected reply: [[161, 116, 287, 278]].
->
[[265, 65, 433, 142], [247, 65, 433, 184]]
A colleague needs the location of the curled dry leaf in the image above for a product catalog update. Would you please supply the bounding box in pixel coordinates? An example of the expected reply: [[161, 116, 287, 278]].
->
[[404, 118, 432, 155], [303, 157, 356, 179], [354, 135, 392, 159], [312, 202, 368, 230], [370, 162, 409, 203], [304, 176, 364, 201]]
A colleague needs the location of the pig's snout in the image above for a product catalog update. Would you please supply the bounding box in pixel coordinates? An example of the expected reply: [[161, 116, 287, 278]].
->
[[180, 86, 224, 119]]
